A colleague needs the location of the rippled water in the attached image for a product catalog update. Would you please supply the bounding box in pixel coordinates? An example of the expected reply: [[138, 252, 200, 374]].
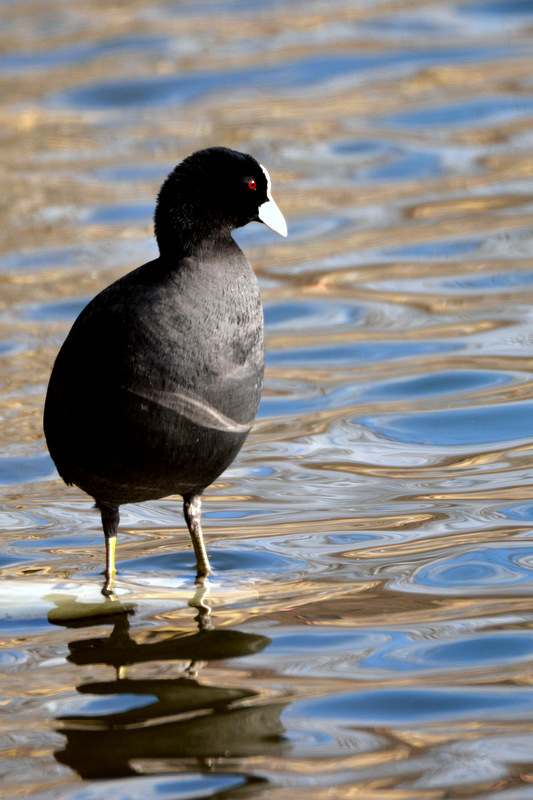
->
[[2, 0, 533, 797]]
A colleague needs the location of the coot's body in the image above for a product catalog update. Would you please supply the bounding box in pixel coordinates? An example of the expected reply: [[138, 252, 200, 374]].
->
[[45, 243, 263, 506], [44, 147, 286, 593]]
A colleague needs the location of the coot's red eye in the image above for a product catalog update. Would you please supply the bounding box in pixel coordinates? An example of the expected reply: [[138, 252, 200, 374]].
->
[[248, 179, 256, 190]]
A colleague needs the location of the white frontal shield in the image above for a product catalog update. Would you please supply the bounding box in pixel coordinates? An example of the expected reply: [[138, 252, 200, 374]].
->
[[257, 165, 287, 237]]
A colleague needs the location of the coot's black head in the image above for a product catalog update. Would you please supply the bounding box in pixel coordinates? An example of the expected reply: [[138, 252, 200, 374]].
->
[[154, 147, 287, 254]]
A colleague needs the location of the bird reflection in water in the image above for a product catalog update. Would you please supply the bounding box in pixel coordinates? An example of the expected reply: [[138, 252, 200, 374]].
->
[[46, 587, 287, 781]]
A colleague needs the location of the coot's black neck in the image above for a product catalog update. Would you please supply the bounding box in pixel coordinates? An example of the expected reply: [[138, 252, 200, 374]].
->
[[156, 218, 238, 261]]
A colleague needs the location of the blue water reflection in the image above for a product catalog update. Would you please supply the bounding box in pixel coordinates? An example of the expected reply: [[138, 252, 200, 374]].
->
[[291, 686, 533, 725], [76, 693, 156, 716], [363, 631, 533, 673], [396, 547, 533, 592], [359, 400, 533, 446], [498, 503, 533, 521], [268, 629, 387, 655], [118, 547, 305, 576], [93, 165, 168, 183], [50, 48, 517, 111], [0, 454, 56, 485], [0, 36, 167, 72], [362, 149, 444, 182], [85, 204, 153, 226], [384, 96, 533, 129], [21, 298, 89, 322], [443, 270, 533, 290], [462, 0, 533, 17], [264, 300, 364, 330], [331, 139, 445, 182], [383, 238, 481, 259], [0, 246, 87, 274], [262, 626, 533, 676], [268, 339, 458, 367], [259, 368, 516, 419], [54, 774, 247, 800], [173, 0, 291, 14], [361, 369, 514, 401]]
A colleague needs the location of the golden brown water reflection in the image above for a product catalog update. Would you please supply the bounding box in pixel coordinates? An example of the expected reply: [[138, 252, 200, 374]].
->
[[3, 0, 533, 797]]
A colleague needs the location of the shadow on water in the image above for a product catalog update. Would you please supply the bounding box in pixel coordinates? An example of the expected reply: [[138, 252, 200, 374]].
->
[[47, 592, 283, 783]]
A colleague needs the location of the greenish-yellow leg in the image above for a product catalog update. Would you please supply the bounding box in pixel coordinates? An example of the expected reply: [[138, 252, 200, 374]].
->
[[100, 503, 120, 597], [183, 493, 211, 581], [104, 533, 117, 596]]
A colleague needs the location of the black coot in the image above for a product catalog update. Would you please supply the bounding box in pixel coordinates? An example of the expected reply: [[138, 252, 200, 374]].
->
[[44, 147, 287, 594]]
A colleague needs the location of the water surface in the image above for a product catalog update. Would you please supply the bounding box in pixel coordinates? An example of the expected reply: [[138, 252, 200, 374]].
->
[[2, 0, 533, 798]]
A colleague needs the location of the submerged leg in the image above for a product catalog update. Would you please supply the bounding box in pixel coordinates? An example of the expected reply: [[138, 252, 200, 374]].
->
[[99, 503, 120, 597], [183, 493, 211, 581]]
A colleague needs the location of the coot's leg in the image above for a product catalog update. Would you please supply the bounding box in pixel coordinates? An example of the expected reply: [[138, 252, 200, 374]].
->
[[183, 493, 211, 581], [99, 503, 120, 596]]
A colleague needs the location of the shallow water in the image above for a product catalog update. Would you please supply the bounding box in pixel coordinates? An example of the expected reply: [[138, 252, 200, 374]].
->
[[2, 0, 533, 797]]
